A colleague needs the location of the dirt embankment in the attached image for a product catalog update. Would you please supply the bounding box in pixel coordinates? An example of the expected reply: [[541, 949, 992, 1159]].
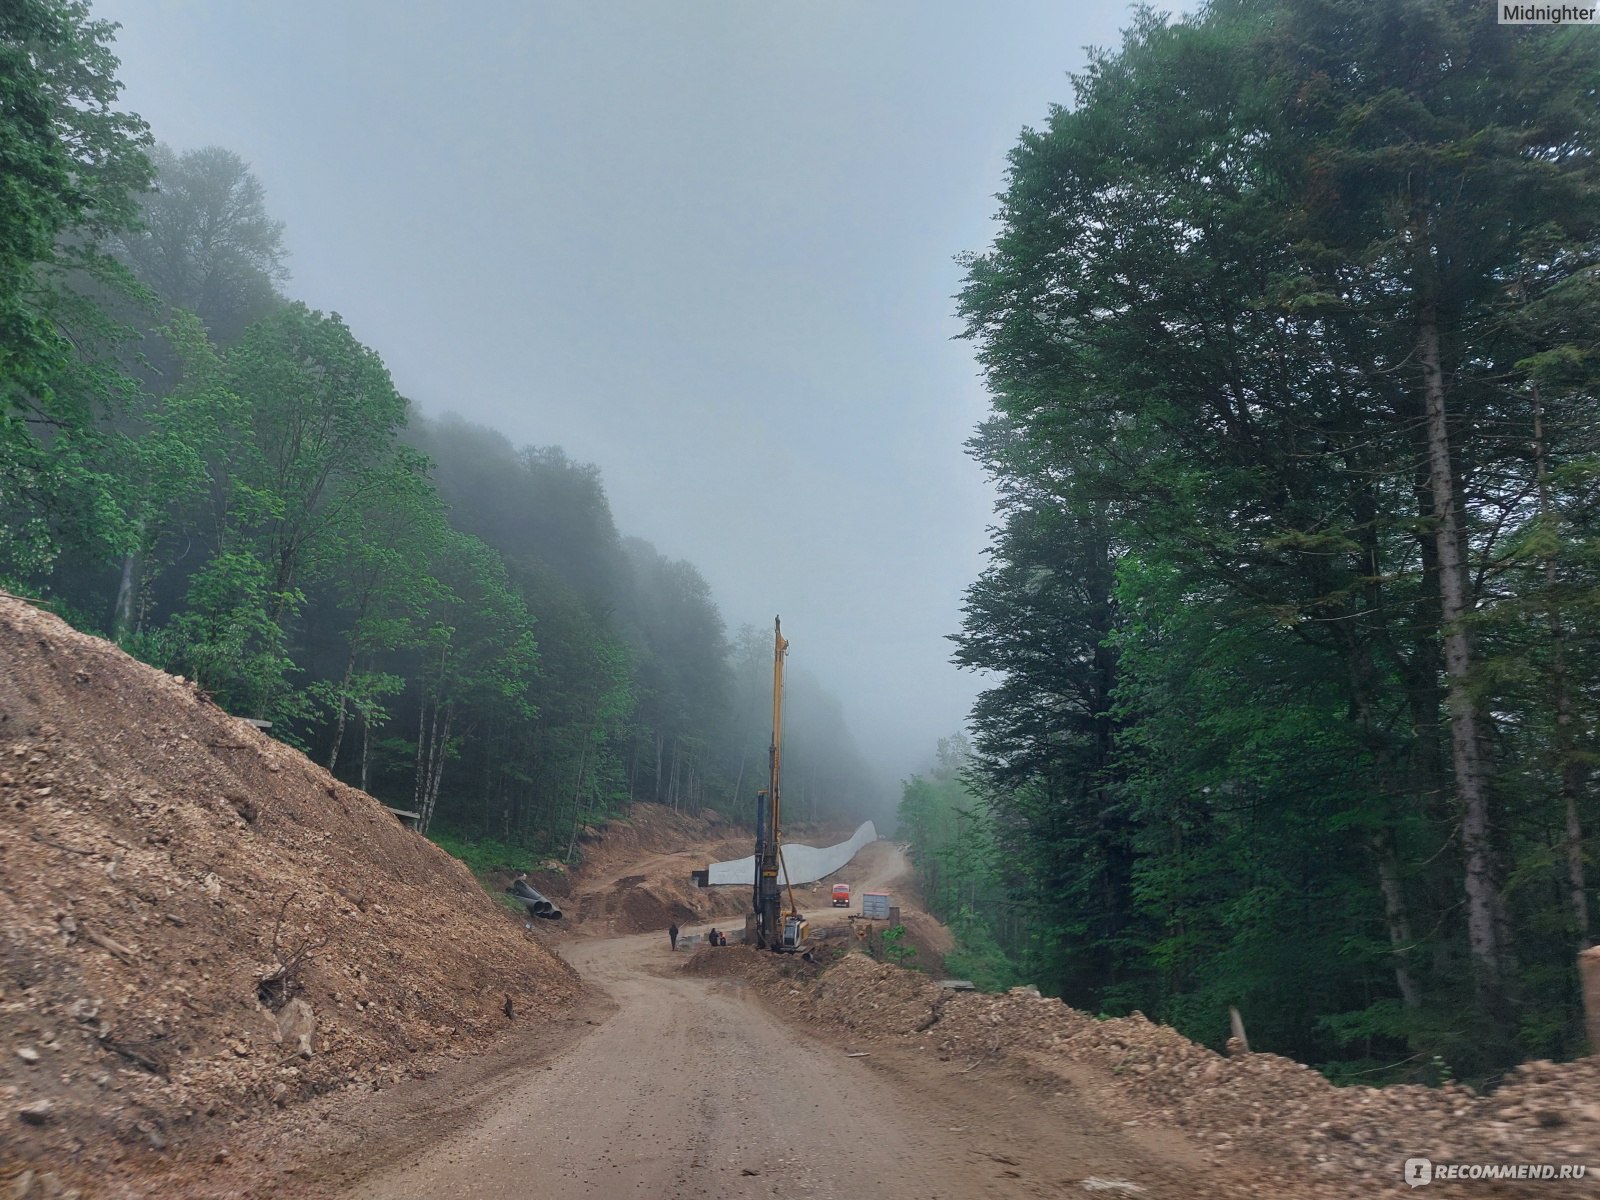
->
[[688, 947, 1600, 1197], [499, 804, 760, 937], [0, 597, 578, 1191]]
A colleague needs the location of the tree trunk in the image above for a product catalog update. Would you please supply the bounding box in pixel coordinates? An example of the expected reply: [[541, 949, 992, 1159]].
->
[[653, 733, 664, 803], [1581, 946, 1600, 1054], [414, 640, 448, 819], [111, 546, 141, 643], [419, 708, 451, 834], [1565, 749, 1590, 947], [359, 711, 373, 793], [1373, 832, 1423, 1010], [1533, 383, 1590, 947], [565, 743, 589, 862], [667, 741, 681, 813], [270, 540, 298, 626], [413, 694, 429, 815], [326, 650, 356, 773], [1417, 292, 1512, 1010]]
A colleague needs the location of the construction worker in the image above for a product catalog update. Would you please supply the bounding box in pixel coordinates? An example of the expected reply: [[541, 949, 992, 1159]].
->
[[669, 922, 679, 950]]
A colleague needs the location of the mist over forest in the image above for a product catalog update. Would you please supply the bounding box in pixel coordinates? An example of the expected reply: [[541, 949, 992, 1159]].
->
[[3, 124, 892, 850]]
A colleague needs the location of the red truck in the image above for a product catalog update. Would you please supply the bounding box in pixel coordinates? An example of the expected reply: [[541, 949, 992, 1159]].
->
[[831, 883, 851, 908]]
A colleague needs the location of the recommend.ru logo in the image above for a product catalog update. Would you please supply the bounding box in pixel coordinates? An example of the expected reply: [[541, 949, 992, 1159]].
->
[[1403, 1157, 1589, 1186], [1405, 1158, 1434, 1188]]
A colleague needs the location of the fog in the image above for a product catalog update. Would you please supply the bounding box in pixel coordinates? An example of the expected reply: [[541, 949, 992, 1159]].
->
[[95, 0, 1145, 783]]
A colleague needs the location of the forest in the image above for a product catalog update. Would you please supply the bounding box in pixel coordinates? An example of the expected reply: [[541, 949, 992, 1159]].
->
[[909, 0, 1600, 1083], [0, 1, 884, 860]]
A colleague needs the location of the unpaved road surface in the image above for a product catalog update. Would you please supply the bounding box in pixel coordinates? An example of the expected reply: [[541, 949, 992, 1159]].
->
[[339, 844, 1257, 1200]]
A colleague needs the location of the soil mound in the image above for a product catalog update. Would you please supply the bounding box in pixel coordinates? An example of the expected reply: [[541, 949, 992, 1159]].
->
[[562, 807, 752, 935], [724, 950, 1600, 1197], [679, 944, 769, 979], [0, 597, 578, 1183]]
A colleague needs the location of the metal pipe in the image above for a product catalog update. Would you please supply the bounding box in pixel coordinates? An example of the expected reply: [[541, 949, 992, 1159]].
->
[[508, 878, 556, 915]]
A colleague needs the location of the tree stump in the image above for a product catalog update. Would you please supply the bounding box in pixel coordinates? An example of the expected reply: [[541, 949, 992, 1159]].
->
[[1579, 946, 1600, 1055]]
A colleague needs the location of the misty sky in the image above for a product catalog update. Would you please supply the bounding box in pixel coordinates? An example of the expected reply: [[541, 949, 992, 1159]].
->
[[94, 0, 1151, 786]]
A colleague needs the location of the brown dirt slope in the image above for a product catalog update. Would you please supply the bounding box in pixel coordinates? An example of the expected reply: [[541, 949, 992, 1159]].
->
[[550, 805, 754, 936], [0, 597, 577, 1184], [694, 948, 1600, 1197]]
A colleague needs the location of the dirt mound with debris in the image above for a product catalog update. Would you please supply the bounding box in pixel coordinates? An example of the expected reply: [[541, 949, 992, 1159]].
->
[[703, 949, 1600, 1196], [679, 944, 775, 979], [584, 866, 749, 936], [797, 901, 950, 976], [571, 805, 751, 886], [0, 597, 578, 1187], [558, 806, 754, 935]]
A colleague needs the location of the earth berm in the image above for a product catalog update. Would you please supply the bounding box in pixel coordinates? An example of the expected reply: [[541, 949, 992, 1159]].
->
[[688, 944, 1600, 1196]]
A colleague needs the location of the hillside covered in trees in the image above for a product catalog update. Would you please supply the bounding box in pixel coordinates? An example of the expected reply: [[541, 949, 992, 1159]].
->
[[939, 0, 1600, 1082], [0, 1, 886, 857]]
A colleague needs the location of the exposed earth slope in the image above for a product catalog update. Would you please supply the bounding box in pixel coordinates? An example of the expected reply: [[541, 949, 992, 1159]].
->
[[0, 596, 577, 1190]]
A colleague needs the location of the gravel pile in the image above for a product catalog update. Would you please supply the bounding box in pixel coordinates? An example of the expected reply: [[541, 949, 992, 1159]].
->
[[699, 948, 1600, 1195]]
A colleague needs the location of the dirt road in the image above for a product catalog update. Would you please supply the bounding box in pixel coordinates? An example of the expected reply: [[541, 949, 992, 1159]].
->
[[339, 846, 1249, 1200]]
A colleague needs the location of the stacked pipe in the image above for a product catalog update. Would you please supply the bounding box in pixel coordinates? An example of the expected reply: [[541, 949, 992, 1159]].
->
[[507, 877, 563, 920]]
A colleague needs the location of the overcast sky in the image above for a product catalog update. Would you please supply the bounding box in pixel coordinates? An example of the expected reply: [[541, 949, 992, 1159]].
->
[[94, 0, 1150, 786]]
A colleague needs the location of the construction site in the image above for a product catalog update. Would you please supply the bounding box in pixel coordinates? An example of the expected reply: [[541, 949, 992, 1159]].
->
[[3, 596, 1600, 1198]]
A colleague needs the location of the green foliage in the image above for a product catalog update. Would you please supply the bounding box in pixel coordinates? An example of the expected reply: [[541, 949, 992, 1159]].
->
[[0, 0, 151, 387], [943, 910, 1020, 993], [115, 144, 286, 342], [955, 0, 1600, 1080], [0, 0, 152, 584], [427, 830, 550, 879], [141, 549, 302, 723], [897, 739, 1023, 990], [877, 924, 918, 967]]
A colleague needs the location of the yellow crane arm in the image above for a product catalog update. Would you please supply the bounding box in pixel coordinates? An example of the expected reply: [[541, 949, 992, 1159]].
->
[[769, 617, 800, 919]]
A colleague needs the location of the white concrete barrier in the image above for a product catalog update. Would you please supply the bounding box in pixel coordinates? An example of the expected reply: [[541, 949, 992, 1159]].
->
[[706, 821, 877, 886]]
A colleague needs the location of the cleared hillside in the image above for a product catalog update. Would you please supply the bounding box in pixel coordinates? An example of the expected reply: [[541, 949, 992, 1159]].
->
[[0, 596, 577, 1185]]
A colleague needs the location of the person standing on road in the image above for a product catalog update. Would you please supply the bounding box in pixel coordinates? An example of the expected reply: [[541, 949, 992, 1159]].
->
[[669, 922, 679, 950]]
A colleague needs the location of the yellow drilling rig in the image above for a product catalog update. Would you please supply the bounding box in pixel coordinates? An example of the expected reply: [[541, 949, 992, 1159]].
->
[[749, 617, 809, 951], [690, 617, 809, 951]]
